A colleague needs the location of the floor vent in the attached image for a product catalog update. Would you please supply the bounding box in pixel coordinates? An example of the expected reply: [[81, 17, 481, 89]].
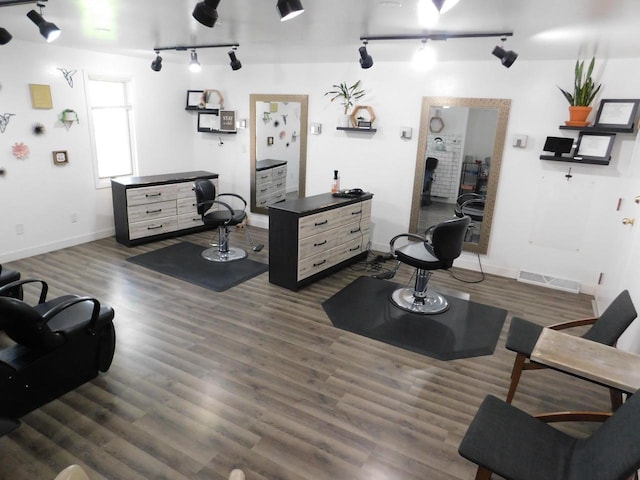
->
[[517, 270, 581, 294]]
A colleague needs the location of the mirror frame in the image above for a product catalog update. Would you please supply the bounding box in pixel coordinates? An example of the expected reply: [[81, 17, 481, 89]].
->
[[409, 97, 511, 254], [250, 94, 308, 214]]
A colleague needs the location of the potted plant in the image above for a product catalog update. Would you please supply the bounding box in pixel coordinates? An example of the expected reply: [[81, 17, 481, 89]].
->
[[558, 57, 602, 126], [324, 80, 366, 127]]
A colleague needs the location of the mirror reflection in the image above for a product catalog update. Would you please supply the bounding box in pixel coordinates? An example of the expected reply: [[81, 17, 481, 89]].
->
[[409, 97, 511, 254], [250, 94, 308, 214]]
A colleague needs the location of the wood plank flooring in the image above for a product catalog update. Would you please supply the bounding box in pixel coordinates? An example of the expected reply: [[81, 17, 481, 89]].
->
[[0, 227, 610, 479]]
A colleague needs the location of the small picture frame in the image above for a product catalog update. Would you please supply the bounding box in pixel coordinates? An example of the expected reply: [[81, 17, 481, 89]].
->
[[219, 110, 236, 132], [593, 99, 640, 131], [197, 111, 220, 132], [52, 150, 68, 165], [267, 136, 274, 146], [186, 90, 204, 110], [574, 132, 616, 164], [29, 84, 53, 109]]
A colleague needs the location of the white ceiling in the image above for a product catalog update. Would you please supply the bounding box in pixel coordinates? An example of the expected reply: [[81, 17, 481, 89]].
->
[[1, 0, 640, 67]]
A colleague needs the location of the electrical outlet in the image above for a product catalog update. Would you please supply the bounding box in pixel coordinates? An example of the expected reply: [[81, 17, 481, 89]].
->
[[15, 224, 24, 235], [71, 213, 78, 223]]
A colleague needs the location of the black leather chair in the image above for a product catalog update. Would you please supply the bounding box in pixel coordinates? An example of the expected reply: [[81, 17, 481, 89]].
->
[[505, 290, 637, 410], [454, 193, 485, 243], [459, 390, 640, 480], [194, 178, 248, 262], [0, 279, 116, 419], [389, 215, 471, 314], [0, 264, 22, 299]]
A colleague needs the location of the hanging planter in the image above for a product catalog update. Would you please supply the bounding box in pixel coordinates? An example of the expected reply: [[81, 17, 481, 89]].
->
[[61, 108, 79, 129]]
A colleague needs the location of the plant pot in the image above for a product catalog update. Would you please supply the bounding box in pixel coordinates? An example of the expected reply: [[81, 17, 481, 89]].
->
[[566, 106, 592, 127]]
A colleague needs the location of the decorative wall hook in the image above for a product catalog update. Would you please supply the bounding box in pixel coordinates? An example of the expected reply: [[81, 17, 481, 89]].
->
[[58, 68, 77, 88], [565, 167, 573, 180], [0, 113, 15, 133]]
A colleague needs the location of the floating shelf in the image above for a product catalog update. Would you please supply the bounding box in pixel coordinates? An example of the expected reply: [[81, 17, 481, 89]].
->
[[539, 154, 610, 165], [197, 129, 237, 134], [336, 127, 377, 133], [558, 125, 636, 134]]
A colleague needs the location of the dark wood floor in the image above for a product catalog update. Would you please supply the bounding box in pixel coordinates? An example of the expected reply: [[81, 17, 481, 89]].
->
[[0, 227, 609, 479]]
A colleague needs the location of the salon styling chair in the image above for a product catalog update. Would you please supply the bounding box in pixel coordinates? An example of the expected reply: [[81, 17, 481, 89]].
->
[[421, 156, 438, 206], [0, 279, 116, 419], [0, 264, 22, 299], [454, 193, 485, 243], [194, 178, 248, 262], [389, 216, 470, 314]]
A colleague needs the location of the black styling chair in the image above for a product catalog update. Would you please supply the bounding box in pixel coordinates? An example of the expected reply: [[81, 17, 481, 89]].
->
[[0, 264, 22, 299], [454, 193, 485, 243], [0, 279, 116, 419], [421, 156, 438, 206], [194, 179, 248, 262], [389, 216, 470, 314], [459, 390, 640, 480]]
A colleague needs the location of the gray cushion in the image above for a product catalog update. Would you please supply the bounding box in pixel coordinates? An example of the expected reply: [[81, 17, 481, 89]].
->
[[583, 290, 637, 345], [505, 317, 543, 356]]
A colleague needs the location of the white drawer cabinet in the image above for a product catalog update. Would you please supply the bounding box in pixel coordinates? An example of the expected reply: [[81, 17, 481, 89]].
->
[[256, 159, 287, 209], [269, 193, 373, 290], [111, 171, 218, 246]]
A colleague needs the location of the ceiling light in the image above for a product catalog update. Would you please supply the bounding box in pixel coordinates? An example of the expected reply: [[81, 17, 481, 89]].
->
[[228, 49, 242, 70], [189, 50, 201, 73], [413, 40, 437, 71], [151, 51, 162, 72], [417, 0, 439, 27], [27, 7, 61, 42], [359, 43, 373, 69], [431, 0, 459, 13], [492, 37, 518, 68], [192, 0, 220, 28], [277, 0, 304, 21], [0, 27, 12, 45]]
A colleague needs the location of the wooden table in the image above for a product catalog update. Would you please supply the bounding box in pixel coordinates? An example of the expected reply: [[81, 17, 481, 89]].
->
[[531, 328, 640, 395]]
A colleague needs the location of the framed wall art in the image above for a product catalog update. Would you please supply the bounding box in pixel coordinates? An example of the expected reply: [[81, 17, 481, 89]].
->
[[573, 132, 616, 164], [186, 90, 204, 110], [52, 150, 69, 165], [29, 84, 53, 109], [593, 99, 640, 131], [219, 110, 236, 132]]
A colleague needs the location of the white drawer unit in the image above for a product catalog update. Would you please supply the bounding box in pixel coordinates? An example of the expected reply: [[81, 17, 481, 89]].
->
[[255, 159, 287, 209], [269, 193, 373, 290], [111, 171, 218, 246]]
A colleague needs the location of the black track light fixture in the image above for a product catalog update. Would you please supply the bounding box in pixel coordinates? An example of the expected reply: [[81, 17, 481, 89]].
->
[[359, 42, 373, 69], [0, 27, 12, 45], [228, 48, 242, 71], [192, 0, 220, 28], [151, 51, 162, 72], [27, 3, 60, 43], [492, 37, 518, 68], [277, 0, 304, 21], [431, 0, 459, 13]]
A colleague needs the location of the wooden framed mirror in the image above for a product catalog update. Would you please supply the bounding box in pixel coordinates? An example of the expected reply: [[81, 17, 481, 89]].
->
[[409, 97, 511, 254], [250, 94, 308, 214]]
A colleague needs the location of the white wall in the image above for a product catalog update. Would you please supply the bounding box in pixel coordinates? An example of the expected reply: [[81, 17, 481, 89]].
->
[[3, 42, 640, 302]]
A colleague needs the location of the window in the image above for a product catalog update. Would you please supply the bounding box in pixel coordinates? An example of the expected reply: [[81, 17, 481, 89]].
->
[[87, 77, 136, 187]]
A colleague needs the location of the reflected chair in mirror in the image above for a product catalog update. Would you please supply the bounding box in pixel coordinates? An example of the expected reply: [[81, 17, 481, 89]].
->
[[194, 179, 248, 262], [459, 390, 640, 480], [505, 289, 637, 410], [0, 279, 116, 419], [389, 215, 470, 314], [421, 156, 438, 206], [454, 193, 485, 243], [0, 264, 22, 299]]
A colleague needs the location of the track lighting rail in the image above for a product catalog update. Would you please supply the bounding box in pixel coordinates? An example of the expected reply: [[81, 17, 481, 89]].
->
[[360, 31, 513, 42], [153, 43, 239, 52]]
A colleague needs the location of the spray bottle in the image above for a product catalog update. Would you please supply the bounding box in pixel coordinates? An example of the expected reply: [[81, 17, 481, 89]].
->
[[331, 170, 340, 193]]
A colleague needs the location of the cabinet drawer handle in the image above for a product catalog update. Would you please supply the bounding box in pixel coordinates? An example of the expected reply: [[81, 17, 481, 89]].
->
[[260, 174, 269, 179], [350, 228, 361, 234], [313, 259, 327, 267], [314, 240, 327, 247], [146, 193, 162, 198], [276, 182, 283, 187], [146, 209, 162, 214], [349, 245, 361, 252], [351, 210, 362, 215], [147, 224, 163, 230], [260, 188, 268, 193], [314, 220, 328, 226]]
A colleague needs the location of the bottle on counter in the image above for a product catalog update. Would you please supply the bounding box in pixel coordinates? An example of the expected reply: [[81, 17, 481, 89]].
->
[[331, 170, 340, 193]]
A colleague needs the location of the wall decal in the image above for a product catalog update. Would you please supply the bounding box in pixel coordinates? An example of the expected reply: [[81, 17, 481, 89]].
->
[[29, 84, 53, 109], [12, 142, 29, 159], [0, 113, 15, 133], [33, 123, 46, 136], [58, 68, 77, 88]]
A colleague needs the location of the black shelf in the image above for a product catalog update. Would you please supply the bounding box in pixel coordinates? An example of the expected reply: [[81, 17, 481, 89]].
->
[[336, 127, 377, 133], [559, 125, 635, 134], [539, 154, 610, 165], [197, 129, 237, 134]]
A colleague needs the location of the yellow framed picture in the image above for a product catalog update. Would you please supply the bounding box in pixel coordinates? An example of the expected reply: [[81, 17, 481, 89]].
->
[[29, 84, 53, 109], [52, 150, 68, 165]]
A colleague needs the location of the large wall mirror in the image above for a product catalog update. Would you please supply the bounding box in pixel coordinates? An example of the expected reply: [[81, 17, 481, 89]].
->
[[409, 97, 511, 254], [250, 94, 308, 214]]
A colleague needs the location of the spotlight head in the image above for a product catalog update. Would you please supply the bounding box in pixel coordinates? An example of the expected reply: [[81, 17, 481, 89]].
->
[[359, 46, 373, 69], [492, 45, 518, 68], [192, 0, 220, 28], [27, 9, 61, 42], [277, 0, 304, 21], [189, 50, 201, 73], [0, 27, 12, 45], [431, 0, 459, 13], [228, 50, 242, 70], [151, 53, 163, 72]]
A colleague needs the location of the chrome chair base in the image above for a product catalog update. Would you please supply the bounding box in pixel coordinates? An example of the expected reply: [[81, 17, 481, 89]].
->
[[201, 246, 247, 262], [390, 287, 450, 314]]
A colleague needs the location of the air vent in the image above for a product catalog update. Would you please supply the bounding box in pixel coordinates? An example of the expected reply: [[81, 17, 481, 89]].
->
[[517, 270, 580, 294]]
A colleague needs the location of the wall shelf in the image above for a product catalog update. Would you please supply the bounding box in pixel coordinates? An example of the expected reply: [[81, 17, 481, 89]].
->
[[197, 129, 238, 134], [336, 127, 377, 133], [539, 154, 610, 165], [559, 124, 636, 134]]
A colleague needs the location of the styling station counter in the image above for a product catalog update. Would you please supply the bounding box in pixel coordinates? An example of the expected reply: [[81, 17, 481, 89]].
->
[[111, 171, 218, 246], [268, 192, 373, 291]]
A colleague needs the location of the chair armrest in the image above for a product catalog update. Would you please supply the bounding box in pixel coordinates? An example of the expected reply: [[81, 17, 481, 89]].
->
[[535, 411, 612, 423], [389, 233, 427, 255], [218, 192, 247, 209], [197, 199, 235, 218], [41, 296, 105, 333], [548, 317, 598, 330], [0, 278, 48, 303]]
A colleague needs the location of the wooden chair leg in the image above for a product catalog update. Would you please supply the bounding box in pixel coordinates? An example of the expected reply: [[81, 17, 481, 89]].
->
[[475, 466, 493, 480], [610, 388, 623, 411], [506, 353, 526, 403]]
